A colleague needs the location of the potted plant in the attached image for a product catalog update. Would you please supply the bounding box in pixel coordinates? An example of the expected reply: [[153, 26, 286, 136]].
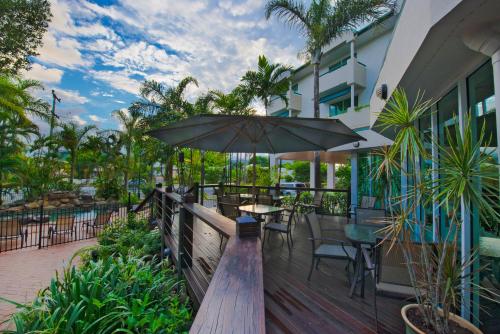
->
[[374, 88, 500, 334]]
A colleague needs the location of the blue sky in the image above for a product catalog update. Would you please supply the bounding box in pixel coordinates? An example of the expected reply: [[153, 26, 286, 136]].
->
[[24, 0, 305, 132]]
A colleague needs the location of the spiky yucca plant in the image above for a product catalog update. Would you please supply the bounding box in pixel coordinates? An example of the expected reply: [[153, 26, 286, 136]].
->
[[375, 88, 500, 333]]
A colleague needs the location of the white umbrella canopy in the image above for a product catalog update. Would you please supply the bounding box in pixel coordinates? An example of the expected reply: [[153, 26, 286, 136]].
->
[[148, 114, 365, 188]]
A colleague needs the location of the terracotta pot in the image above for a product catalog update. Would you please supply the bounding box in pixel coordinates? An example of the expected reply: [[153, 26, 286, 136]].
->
[[401, 304, 482, 334]]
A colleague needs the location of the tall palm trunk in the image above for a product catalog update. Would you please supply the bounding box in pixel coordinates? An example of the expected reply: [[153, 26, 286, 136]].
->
[[312, 48, 322, 188]]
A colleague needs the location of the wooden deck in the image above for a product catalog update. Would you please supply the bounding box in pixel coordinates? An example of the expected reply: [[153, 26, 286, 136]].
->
[[262, 215, 404, 334], [178, 212, 405, 334]]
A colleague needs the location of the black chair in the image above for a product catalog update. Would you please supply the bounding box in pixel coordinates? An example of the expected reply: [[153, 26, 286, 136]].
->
[[262, 193, 300, 253], [355, 207, 387, 226], [257, 194, 273, 205], [305, 212, 356, 281]]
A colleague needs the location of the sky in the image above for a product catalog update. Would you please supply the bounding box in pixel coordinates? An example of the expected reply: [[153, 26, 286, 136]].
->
[[23, 0, 305, 132]]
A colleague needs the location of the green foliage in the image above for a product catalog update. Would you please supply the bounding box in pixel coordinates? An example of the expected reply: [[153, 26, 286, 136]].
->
[[6, 257, 191, 333], [0, 0, 52, 75], [95, 174, 122, 200], [283, 161, 310, 182], [95, 214, 161, 260], [335, 164, 350, 189]]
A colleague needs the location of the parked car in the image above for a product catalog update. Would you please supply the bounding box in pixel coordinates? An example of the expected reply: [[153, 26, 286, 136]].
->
[[127, 179, 146, 189], [279, 182, 306, 195]]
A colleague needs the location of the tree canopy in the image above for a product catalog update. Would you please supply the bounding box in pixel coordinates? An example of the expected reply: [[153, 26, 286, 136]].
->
[[0, 0, 52, 75]]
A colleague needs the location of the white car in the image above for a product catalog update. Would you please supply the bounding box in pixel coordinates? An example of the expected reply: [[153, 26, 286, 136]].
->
[[279, 182, 306, 196]]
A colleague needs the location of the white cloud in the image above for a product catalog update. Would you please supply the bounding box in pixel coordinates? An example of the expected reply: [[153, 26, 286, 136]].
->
[[56, 89, 89, 104], [37, 32, 90, 68], [89, 114, 106, 122], [89, 70, 141, 95], [72, 114, 87, 125], [22, 63, 64, 84]]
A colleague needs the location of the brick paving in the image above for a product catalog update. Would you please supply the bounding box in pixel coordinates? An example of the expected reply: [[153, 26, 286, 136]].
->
[[0, 239, 97, 329]]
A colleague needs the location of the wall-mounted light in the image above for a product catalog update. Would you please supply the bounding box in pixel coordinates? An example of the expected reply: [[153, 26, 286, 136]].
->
[[353, 142, 360, 148], [376, 84, 388, 100]]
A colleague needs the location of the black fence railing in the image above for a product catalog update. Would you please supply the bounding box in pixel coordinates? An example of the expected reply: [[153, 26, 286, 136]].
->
[[198, 184, 351, 217], [0, 203, 127, 253]]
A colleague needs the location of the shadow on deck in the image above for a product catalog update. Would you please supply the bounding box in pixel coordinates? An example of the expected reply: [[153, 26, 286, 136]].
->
[[262, 215, 404, 334]]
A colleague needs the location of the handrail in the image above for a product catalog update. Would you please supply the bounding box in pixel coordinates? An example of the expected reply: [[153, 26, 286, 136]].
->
[[198, 183, 349, 193], [132, 189, 157, 213], [156, 189, 265, 334]]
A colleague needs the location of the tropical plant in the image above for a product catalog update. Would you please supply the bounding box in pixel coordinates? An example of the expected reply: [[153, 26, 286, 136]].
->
[[0, 0, 52, 75], [375, 88, 500, 333], [57, 122, 95, 184], [4, 256, 191, 333], [0, 74, 49, 202], [265, 0, 394, 187], [241, 55, 291, 115], [113, 108, 145, 190], [210, 86, 256, 115]]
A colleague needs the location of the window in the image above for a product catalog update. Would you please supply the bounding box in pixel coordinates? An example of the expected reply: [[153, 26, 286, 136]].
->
[[468, 61, 497, 150], [329, 96, 357, 117], [328, 57, 350, 72], [418, 109, 433, 224]]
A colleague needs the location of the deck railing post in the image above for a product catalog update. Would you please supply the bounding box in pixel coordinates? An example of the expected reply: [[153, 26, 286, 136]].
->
[[193, 182, 199, 204], [178, 195, 194, 276], [160, 192, 166, 261], [38, 203, 44, 249]]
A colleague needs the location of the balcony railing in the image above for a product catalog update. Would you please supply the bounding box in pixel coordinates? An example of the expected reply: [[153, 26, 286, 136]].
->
[[268, 93, 302, 116], [319, 59, 366, 96]]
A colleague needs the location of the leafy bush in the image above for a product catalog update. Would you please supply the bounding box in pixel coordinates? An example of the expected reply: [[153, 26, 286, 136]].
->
[[7, 257, 191, 333], [95, 214, 161, 260]]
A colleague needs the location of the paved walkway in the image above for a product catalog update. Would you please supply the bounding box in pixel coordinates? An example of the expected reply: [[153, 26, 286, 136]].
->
[[0, 239, 96, 329]]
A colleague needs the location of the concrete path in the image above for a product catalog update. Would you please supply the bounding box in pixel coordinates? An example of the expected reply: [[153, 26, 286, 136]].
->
[[0, 239, 96, 329]]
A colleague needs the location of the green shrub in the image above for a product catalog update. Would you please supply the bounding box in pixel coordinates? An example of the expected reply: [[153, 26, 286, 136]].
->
[[7, 256, 191, 333], [95, 214, 161, 260]]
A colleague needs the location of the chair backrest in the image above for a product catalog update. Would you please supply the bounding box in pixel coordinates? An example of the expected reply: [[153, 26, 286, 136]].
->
[[95, 211, 112, 227], [312, 191, 324, 207], [220, 202, 240, 220], [56, 215, 75, 232], [355, 208, 387, 226], [257, 194, 273, 205], [223, 194, 240, 204], [376, 240, 422, 294], [305, 213, 322, 250], [0, 219, 21, 238], [360, 196, 376, 209]]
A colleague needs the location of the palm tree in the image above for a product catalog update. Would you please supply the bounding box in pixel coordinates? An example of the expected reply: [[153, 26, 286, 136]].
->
[[57, 122, 95, 184], [0, 74, 47, 203], [210, 86, 256, 115], [265, 0, 394, 187], [113, 108, 145, 190], [241, 55, 291, 116]]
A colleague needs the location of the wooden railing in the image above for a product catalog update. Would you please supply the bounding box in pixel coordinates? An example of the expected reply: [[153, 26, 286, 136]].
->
[[145, 187, 265, 334]]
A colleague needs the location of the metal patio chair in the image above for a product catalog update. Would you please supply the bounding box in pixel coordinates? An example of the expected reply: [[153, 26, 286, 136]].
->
[[305, 212, 356, 281], [355, 207, 388, 226], [83, 210, 112, 236], [0, 218, 25, 249], [48, 215, 76, 242], [262, 193, 300, 253]]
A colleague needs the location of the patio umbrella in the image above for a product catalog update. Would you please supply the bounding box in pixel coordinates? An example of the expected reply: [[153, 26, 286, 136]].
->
[[148, 114, 365, 188]]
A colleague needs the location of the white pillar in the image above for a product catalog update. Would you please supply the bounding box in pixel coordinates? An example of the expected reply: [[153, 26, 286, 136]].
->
[[327, 163, 336, 189], [350, 39, 356, 110], [350, 152, 358, 216], [309, 161, 316, 188], [492, 50, 500, 161]]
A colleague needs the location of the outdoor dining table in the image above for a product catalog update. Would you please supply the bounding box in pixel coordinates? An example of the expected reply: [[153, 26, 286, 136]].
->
[[238, 204, 284, 222], [344, 223, 382, 298]]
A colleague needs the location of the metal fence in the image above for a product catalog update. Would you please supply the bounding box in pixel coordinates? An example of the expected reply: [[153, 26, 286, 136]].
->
[[0, 203, 128, 253]]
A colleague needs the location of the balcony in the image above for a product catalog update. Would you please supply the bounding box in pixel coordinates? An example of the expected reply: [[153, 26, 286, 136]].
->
[[319, 59, 366, 96], [268, 93, 302, 116], [334, 105, 371, 130]]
